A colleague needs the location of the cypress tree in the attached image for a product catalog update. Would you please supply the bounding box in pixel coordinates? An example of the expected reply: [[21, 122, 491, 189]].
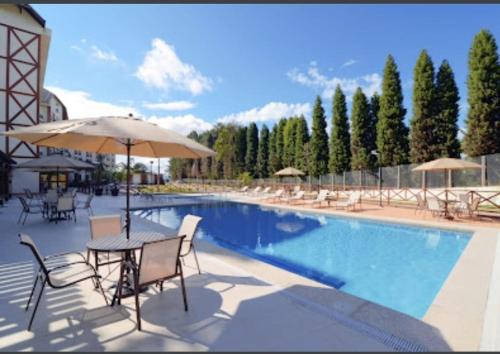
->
[[283, 117, 297, 167], [295, 115, 310, 174], [268, 124, 279, 175], [435, 60, 461, 158], [376, 55, 409, 166], [329, 85, 351, 173], [410, 50, 440, 163], [234, 126, 247, 175], [463, 29, 500, 156], [350, 88, 374, 170], [256, 124, 270, 178], [245, 122, 259, 177], [275, 118, 287, 170], [309, 96, 329, 176], [367, 93, 380, 168]]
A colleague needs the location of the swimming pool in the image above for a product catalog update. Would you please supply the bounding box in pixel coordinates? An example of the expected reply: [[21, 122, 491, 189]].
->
[[135, 200, 471, 318]]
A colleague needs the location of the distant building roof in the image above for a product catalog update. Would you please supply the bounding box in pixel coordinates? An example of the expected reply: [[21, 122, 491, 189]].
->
[[17, 4, 45, 28], [42, 88, 69, 120]]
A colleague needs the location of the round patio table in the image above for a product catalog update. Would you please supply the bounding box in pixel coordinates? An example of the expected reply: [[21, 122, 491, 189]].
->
[[87, 231, 167, 305]]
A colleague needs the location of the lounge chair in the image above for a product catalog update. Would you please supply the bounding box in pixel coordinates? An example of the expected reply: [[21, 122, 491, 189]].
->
[[335, 191, 361, 211], [17, 196, 44, 224], [263, 189, 284, 203], [415, 192, 427, 214], [305, 189, 330, 208], [454, 195, 480, 218], [280, 190, 305, 204], [257, 186, 272, 197], [128, 236, 188, 331], [238, 186, 249, 193], [88, 215, 123, 271], [427, 197, 446, 217], [177, 214, 203, 274], [248, 186, 262, 196], [19, 234, 108, 331]]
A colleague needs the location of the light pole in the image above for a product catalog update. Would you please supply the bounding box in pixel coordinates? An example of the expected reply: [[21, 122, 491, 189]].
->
[[150, 160, 154, 185], [157, 158, 161, 186]]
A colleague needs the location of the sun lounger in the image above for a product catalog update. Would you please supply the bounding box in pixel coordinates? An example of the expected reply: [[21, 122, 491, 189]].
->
[[263, 189, 284, 203], [280, 190, 305, 204], [305, 189, 330, 208], [335, 191, 361, 211]]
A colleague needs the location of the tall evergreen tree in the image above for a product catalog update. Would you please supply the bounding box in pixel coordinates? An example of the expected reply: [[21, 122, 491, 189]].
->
[[256, 124, 270, 178], [234, 126, 247, 175], [283, 117, 297, 167], [350, 88, 374, 170], [410, 50, 440, 163], [309, 96, 329, 176], [377, 55, 409, 166], [245, 122, 259, 177], [367, 93, 380, 168], [463, 29, 500, 156], [268, 124, 279, 175], [214, 124, 238, 179], [275, 118, 287, 170], [295, 115, 310, 174], [435, 60, 461, 158], [329, 85, 351, 173]]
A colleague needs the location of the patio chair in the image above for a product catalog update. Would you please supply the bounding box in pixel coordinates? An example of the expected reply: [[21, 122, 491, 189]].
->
[[292, 185, 301, 195], [335, 191, 361, 211], [280, 190, 305, 204], [88, 214, 123, 271], [17, 196, 44, 224], [19, 233, 108, 331], [415, 193, 427, 214], [75, 193, 94, 216], [238, 186, 249, 193], [257, 186, 271, 197], [248, 186, 262, 196], [305, 189, 330, 208], [55, 196, 76, 223], [129, 236, 188, 331], [24, 188, 43, 207], [177, 214, 203, 274], [46, 189, 59, 204], [262, 189, 284, 203], [427, 197, 446, 217]]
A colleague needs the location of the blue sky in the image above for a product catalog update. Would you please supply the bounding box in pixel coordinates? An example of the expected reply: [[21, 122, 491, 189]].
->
[[33, 4, 500, 155]]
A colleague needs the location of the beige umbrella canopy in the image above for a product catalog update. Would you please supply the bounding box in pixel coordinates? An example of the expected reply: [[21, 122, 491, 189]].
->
[[412, 157, 481, 172], [274, 167, 305, 177], [4, 116, 215, 238]]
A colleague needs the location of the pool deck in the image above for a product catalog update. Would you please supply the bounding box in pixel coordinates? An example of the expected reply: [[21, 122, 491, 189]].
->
[[0, 192, 499, 351]]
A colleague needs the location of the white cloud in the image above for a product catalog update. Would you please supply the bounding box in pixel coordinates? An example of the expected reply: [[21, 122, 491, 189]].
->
[[135, 38, 212, 95], [287, 65, 381, 100], [147, 115, 213, 136], [90, 45, 118, 62], [71, 41, 119, 63], [143, 100, 195, 111], [342, 59, 357, 67], [45, 86, 139, 118], [217, 102, 311, 125]]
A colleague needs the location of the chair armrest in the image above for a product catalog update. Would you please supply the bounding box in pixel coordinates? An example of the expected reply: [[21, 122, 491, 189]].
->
[[45, 251, 86, 261], [47, 260, 91, 273]]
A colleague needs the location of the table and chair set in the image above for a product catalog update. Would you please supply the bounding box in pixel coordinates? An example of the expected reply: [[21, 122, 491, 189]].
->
[[19, 212, 203, 331]]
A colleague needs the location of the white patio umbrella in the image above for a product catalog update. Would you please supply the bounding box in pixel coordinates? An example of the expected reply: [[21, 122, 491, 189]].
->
[[4, 115, 215, 238], [16, 153, 95, 188]]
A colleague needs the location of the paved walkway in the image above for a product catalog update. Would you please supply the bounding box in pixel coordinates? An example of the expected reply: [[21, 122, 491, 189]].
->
[[0, 194, 398, 351]]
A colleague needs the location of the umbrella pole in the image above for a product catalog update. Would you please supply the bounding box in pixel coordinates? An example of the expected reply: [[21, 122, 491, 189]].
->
[[126, 140, 131, 239]]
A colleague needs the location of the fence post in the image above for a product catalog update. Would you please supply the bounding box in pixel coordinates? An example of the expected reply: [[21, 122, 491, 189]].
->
[[331, 173, 334, 191], [397, 165, 401, 189], [481, 155, 487, 187], [422, 171, 427, 202], [343, 171, 346, 191]]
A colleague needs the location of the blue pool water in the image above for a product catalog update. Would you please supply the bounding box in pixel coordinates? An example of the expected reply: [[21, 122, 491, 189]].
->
[[135, 200, 471, 318]]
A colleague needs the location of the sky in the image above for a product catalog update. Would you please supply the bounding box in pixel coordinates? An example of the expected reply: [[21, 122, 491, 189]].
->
[[33, 4, 500, 171]]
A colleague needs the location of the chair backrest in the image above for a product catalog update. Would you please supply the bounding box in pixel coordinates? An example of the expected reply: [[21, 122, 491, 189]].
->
[[458, 193, 469, 204], [262, 187, 271, 194], [18, 196, 30, 212], [317, 189, 329, 201], [178, 214, 203, 245], [294, 191, 304, 199], [470, 197, 480, 212], [84, 194, 94, 208], [46, 189, 58, 204], [19, 234, 49, 276], [57, 196, 74, 212], [293, 185, 301, 194], [349, 191, 361, 203], [415, 192, 423, 207], [253, 186, 262, 193], [71, 188, 78, 198], [427, 198, 441, 211], [138, 236, 185, 285], [89, 214, 122, 240], [241, 186, 248, 192]]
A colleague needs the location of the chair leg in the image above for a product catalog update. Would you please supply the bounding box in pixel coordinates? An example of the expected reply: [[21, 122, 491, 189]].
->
[[17, 211, 24, 224], [95, 276, 109, 306], [192, 245, 201, 275], [133, 268, 141, 331], [28, 278, 46, 331], [94, 251, 99, 272], [25, 272, 39, 311], [179, 263, 188, 312], [23, 213, 28, 225]]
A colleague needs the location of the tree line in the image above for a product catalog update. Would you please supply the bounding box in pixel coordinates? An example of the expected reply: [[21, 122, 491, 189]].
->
[[169, 29, 500, 179]]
